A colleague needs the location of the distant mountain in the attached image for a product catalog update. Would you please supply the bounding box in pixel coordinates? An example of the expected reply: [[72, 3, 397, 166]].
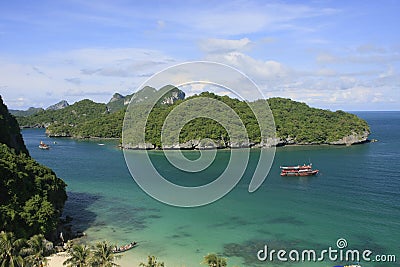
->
[[9, 107, 44, 117], [47, 100, 69, 110], [106, 92, 133, 113], [17, 99, 107, 131], [106, 85, 185, 112]]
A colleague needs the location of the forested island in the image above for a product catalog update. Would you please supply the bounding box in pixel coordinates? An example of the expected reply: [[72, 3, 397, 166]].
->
[[15, 85, 370, 148]]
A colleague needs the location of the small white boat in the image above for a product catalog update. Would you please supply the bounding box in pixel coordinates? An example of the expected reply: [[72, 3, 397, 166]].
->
[[39, 141, 50, 150]]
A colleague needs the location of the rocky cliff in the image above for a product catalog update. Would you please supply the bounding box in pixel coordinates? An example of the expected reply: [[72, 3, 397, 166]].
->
[[0, 96, 29, 154], [47, 100, 69, 110]]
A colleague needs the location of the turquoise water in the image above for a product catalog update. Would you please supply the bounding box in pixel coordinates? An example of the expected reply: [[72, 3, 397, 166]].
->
[[23, 112, 400, 267]]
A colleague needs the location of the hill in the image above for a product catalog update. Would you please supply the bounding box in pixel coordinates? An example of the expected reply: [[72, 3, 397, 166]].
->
[[46, 100, 69, 110], [0, 96, 29, 154], [16, 85, 186, 138], [0, 96, 67, 239], [122, 92, 370, 149], [9, 107, 44, 117], [106, 85, 185, 112]]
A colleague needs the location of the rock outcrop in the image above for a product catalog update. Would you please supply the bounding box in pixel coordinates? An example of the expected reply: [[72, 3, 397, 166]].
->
[[47, 100, 69, 110], [329, 131, 370, 146]]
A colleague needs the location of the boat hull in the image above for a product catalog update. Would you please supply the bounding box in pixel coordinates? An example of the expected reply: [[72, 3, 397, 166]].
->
[[280, 170, 319, 176]]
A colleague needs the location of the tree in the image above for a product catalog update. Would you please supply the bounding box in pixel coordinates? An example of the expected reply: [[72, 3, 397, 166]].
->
[[139, 255, 165, 267], [22, 234, 49, 267], [90, 241, 120, 267], [0, 231, 26, 267], [63, 243, 91, 267], [202, 253, 227, 267]]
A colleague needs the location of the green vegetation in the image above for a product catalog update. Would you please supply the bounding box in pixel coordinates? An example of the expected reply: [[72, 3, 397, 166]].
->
[[202, 253, 228, 267], [0, 231, 25, 267], [0, 97, 29, 155], [16, 88, 370, 146], [9, 107, 44, 117], [0, 232, 54, 267], [63, 240, 120, 267], [0, 144, 67, 238], [17, 99, 108, 136], [0, 95, 67, 243], [268, 97, 370, 143], [139, 255, 165, 267]]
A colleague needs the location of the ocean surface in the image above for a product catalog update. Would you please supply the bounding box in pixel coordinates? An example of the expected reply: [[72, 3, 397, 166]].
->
[[23, 111, 400, 267]]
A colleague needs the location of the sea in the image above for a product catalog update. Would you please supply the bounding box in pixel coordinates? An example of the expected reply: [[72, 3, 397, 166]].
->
[[22, 111, 400, 267]]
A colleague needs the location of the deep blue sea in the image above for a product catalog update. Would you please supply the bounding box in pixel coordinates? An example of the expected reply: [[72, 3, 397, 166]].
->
[[23, 111, 400, 267]]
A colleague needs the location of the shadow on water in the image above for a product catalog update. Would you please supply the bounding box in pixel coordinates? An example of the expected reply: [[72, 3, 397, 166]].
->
[[62, 191, 100, 234]]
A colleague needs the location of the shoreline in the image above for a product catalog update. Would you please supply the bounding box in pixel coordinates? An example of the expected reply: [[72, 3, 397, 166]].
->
[[47, 251, 145, 267], [21, 127, 370, 147]]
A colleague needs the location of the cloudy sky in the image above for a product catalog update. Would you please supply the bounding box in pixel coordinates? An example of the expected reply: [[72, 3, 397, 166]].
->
[[0, 0, 399, 110]]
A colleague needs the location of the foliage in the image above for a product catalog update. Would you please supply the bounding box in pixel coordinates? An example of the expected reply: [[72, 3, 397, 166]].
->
[[267, 97, 370, 143], [17, 99, 108, 131], [1, 96, 67, 239], [0, 96, 29, 155], [90, 241, 120, 267], [21, 234, 51, 267], [202, 253, 228, 267], [62, 241, 120, 267], [0, 144, 67, 238], [139, 255, 165, 267], [9, 107, 44, 117], [0, 231, 25, 267], [63, 243, 91, 267]]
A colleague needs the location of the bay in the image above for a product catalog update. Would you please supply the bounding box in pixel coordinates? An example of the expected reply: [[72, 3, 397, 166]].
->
[[23, 111, 400, 267]]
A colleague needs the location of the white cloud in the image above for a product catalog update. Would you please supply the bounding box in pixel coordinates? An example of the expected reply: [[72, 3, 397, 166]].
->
[[205, 52, 290, 81], [199, 38, 252, 54], [0, 48, 179, 109], [175, 2, 338, 36]]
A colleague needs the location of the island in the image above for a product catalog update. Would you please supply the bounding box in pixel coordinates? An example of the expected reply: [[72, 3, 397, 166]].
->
[[15, 85, 370, 149]]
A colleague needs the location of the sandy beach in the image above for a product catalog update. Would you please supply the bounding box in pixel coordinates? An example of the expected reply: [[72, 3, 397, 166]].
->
[[47, 252, 67, 267], [47, 251, 146, 267]]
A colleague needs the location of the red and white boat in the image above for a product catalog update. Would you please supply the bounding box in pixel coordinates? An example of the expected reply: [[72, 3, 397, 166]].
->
[[39, 141, 50, 150], [280, 164, 319, 176]]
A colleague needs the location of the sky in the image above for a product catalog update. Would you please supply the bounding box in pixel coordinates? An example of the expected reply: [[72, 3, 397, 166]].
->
[[0, 0, 399, 111]]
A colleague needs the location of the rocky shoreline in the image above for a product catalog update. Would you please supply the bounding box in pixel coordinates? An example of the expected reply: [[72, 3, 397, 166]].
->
[[121, 131, 371, 150], [22, 126, 370, 148]]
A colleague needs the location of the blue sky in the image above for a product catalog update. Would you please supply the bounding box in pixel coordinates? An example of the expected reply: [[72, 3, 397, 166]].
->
[[0, 0, 399, 110]]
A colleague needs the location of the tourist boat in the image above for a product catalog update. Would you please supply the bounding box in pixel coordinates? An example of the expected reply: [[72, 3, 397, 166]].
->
[[280, 164, 319, 176], [280, 164, 313, 170], [112, 241, 137, 253], [38, 141, 50, 150]]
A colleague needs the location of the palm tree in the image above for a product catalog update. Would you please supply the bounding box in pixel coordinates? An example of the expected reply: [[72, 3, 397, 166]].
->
[[63, 243, 90, 267], [202, 253, 227, 267], [22, 234, 48, 267], [90, 241, 120, 267], [0, 231, 26, 267], [139, 255, 165, 267]]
